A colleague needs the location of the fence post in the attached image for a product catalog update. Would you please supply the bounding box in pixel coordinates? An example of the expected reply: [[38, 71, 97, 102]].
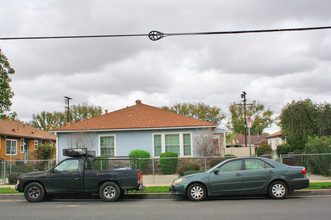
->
[[4, 160, 6, 184], [152, 158, 155, 184], [280, 154, 283, 163], [204, 157, 207, 172]]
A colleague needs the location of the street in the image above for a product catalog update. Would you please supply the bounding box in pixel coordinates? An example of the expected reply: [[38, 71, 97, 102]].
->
[[0, 195, 330, 220]]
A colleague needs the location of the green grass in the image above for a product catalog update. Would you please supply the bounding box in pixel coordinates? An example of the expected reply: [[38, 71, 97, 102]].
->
[[0, 187, 21, 194], [306, 182, 331, 189], [129, 186, 171, 194]]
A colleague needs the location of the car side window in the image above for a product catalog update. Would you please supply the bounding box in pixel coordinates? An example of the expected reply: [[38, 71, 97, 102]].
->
[[54, 160, 79, 173], [219, 160, 242, 172], [245, 159, 273, 170]]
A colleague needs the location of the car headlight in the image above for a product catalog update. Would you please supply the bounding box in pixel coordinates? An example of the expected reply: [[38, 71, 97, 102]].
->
[[173, 178, 186, 185]]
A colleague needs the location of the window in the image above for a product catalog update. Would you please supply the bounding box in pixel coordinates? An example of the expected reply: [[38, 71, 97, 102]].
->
[[245, 159, 273, 170], [100, 136, 115, 157], [165, 134, 180, 155], [6, 140, 17, 155], [154, 135, 162, 157], [183, 134, 191, 156], [219, 160, 242, 172], [153, 133, 192, 157], [54, 160, 79, 173], [34, 140, 39, 150], [20, 139, 25, 153]]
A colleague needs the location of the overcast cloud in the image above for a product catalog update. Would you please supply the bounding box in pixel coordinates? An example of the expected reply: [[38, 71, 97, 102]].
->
[[1, 0, 331, 133]]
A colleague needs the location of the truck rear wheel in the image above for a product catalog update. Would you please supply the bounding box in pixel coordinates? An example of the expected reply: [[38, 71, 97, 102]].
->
[[99, 182, 120, 202], [24, 182, 45, 202]]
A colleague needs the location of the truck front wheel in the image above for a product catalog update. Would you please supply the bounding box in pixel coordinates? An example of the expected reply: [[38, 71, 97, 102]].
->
[[24, 182, 45, 202], [99, 182, 120, 202]]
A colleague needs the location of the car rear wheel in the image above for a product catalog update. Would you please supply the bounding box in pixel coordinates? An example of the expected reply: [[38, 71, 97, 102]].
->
[[99, 182, 120, 202], [24, 182, 45, 202], [269, 181, 288, 199], [187, 183, 207, 201]]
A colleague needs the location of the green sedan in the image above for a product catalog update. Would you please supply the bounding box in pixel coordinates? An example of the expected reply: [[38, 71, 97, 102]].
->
[[171, 157, 309, 201]]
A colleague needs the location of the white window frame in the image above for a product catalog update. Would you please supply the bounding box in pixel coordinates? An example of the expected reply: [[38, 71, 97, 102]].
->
[[34, 140, 39, 150], [152, 132, 193, 158], [98, 134, 116, 157], [6, 139, 17, 155], [20, 139, 25, 153]]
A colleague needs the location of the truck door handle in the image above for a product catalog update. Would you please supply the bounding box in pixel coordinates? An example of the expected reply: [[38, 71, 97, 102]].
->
[[75, 178, 80, 181]]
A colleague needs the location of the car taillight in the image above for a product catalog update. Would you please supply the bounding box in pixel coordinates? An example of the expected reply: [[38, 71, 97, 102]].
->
[[301, 168, 306, 175], [138, 171, 143, 184]]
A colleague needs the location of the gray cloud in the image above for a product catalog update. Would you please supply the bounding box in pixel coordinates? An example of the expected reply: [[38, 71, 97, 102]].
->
[[1, 0, 331, 130]]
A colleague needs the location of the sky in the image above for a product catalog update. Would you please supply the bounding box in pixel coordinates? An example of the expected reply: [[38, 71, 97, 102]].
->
[[1, 0, 331, 133]]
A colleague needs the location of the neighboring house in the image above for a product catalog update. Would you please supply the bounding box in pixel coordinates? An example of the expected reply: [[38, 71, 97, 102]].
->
[[0, 120, 56, 161], [233, 134, 268, 148], [53, 100, 226, 161], [267, 130, 285, 151]]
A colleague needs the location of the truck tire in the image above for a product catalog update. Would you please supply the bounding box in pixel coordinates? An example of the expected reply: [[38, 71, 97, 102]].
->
[[99, 182, 120, 202], [24, 182, 45, 202]]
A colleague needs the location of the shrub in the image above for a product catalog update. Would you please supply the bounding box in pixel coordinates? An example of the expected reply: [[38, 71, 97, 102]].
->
[[276, 143, 291, 155], [304, 136, 331, 176], [178, 162, 201, 176], [225, 154, 236, 158], [32, 144, 56, 160], [8, 172, 22, 184], [256, 144, 272, 156], [92, 157, 110, 170], [6, 164, 34, 173], [209, 158, 226, 169], [160, 152, 178, 175], [184, 170, 200, 176], [128, 149, 150, 171]]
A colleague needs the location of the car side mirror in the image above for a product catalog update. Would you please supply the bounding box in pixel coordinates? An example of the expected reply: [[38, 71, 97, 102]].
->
[[213, 169, 219, 175]]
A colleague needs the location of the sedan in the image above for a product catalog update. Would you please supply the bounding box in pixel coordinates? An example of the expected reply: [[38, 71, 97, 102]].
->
[[171, 157, 309, 201]]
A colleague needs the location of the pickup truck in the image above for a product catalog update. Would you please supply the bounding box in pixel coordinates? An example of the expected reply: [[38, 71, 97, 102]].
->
[[15, 148, 144, 202]]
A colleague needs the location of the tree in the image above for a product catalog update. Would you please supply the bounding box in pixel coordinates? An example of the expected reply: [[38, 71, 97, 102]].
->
[[0, 49, 15, 114], [279, 99, 330, 152], [194, 129, 219, 156], [161, 102, 225, 124], [228, 101, 273, 135], [29, 103, 102, 131]]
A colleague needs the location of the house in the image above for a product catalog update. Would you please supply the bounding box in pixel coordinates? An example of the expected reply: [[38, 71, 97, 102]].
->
[[267, 130, 285, 151], [233, 134, 268, 147], [0, 119, 56, 161], [53, 100, 226, 161]]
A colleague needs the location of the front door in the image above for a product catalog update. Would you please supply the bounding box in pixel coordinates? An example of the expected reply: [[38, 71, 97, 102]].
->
[[208, 159, 243, 195], [47, 159, 83, 193]]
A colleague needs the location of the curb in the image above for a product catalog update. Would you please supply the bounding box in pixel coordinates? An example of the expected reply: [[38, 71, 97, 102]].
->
[[0, 190, 330, 200]]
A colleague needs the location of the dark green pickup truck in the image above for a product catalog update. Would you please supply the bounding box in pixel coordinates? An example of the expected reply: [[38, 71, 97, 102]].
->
[[15, 149, 144, 202]]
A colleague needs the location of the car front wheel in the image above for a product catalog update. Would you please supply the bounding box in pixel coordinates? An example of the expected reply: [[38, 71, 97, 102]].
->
[[24, 182, 45, 202], [99, 182, 120, 202], [269, 181, 288, 199], [187, 183, 207, 201]]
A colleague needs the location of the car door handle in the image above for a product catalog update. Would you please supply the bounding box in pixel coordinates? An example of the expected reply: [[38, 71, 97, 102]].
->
[[269, 170, 275, 173], [75, 178, 81, 181], [235, 173, 242, 177]]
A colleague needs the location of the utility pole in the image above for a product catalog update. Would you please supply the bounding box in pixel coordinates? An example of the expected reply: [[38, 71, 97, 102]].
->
[[64, 96, 72, 123], [241, 91, 248, 147]]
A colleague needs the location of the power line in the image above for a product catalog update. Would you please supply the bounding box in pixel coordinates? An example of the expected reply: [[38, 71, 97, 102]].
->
[[0, 26, 330, 41]]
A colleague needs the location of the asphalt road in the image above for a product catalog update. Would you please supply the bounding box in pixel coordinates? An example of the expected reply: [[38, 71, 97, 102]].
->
[[0, 195, 330, 220]]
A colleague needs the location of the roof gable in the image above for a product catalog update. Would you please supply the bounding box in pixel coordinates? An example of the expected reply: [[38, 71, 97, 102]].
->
[[0, 119, 56, 140], [53, 100, 217, 132]]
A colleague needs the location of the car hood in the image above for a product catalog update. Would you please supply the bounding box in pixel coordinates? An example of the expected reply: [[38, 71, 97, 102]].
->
[[19, 170, 48, 179], [181, 172, 209, 181]]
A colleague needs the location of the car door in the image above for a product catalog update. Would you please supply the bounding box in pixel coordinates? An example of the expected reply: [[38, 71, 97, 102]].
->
[[241, 158, 275, 191], [208, 159, 244, 195], [47, 159, 83, 193]]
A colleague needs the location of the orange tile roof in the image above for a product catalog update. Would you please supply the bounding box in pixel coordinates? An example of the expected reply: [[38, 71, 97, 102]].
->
[[53, 100, 217, 132], [0, 119, 56, 140], [267, 130, 283, 138]]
